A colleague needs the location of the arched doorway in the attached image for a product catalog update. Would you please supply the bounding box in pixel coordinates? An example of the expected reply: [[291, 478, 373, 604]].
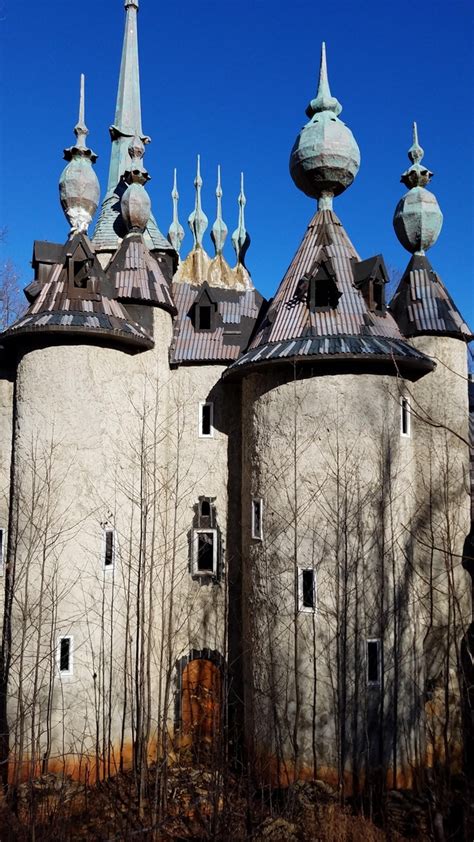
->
[[179, 657, 222, 763]]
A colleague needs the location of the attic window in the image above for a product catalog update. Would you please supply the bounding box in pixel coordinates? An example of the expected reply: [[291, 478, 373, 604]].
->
[[307, 263, 342, 311], [73, 258, 91, 288], [192, 529, 218, 576], [197, 305, 212, 330]]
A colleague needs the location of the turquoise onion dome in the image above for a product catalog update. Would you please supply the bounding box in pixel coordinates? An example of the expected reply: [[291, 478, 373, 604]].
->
[[59, 75, 100, 234], [393, 122, 443, 255], [289, 43, 360, 208]]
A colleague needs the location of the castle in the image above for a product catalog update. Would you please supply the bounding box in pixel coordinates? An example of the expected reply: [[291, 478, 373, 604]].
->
[[0, 0, 472, 794]]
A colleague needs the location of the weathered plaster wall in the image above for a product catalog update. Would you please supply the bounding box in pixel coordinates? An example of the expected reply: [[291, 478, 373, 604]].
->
[[0, 359, 14, 618], [240, 366, 444, 789], [5, 309, 229, 779]]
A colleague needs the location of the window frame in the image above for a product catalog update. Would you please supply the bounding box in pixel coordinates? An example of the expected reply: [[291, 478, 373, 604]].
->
[[57, 635, 74, 677], [297, 567, 317, 613], [251, 498, 263, 541], [192, 528, 218, 577], [366, 638, 381, 686], [400, 396, 411, 438], [198, 401, 214, 438], [102, 527, 116, 571]]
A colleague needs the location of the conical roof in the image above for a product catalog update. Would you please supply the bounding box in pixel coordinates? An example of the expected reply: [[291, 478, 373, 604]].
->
[[226, 209, 433, 377], [389, 253, 473, 340], [2, 234, 153, 351], [106, 233, 176, 312]]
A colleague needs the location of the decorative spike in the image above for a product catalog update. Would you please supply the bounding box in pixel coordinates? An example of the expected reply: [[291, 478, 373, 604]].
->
[[306, 42, 342, 119], [168, 169, 185, 254], [188, 155, 208, 249], [211, 165, 228, 255], [400, 122, 433, 189], [232, 172, 250, 267], [408, 121, 424, 166], [59, 75, 100, 234]]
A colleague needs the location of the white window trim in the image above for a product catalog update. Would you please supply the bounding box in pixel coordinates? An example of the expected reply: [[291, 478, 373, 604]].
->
[[297, 567, 317, 614], [400, 396, 411, 438], [198, 401, 214, 438], [102, 527, 116, 571], [366, 638, 381, 686], [0, 528, 5, 576], [251, 498, 263, 541], [57, 635, 74, 677], [192, 528, 218, 576]]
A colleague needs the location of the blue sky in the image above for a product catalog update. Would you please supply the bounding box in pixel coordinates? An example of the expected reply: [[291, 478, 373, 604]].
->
[[0, 0, 472, 326]]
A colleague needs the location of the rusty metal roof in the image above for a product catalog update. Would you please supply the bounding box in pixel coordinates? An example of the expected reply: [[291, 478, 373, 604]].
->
[[170, 281, 263, 364], [389, 253, 473, 340], [106, 233, 176, 313], [227, 207, 434, 375], [2, 234, 153, 351]]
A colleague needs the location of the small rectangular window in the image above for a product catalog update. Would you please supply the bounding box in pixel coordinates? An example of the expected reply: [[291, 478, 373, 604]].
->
[[251, 499, 263, 540], [199, 402, 214, 438], [198, 305, 212, 331], [367, 639, 381, 685], [58, 636, 73, 676], [400, 397, 411, 437], [192, 528, 218, 576], [0, 528, 4, 575], [298, 568, 316, 612], [103, 528, 115, 569]]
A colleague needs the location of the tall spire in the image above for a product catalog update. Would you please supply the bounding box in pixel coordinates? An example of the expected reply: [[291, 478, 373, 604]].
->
[[59, 75, 100, 235], [107, 0, 150, 193], [168, 169, 185, 254], [188, 155, 208, 249], [232, 173, 250, 267], [211, 165, 228, 255], [305, 42, 342, 118]]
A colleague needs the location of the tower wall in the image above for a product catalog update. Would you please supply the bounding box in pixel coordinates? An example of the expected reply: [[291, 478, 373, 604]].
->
[[4, 308, 230, 780], [240, 367, 431, 790], [0, 357, 14, 621]]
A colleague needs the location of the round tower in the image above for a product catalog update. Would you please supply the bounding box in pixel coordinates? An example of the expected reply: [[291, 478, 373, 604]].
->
[[229, 46, 444, 791]]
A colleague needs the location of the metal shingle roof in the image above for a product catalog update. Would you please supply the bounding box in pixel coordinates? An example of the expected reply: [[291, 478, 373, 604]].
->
[[389, 253, 473, 340], [106, 234, 176, 313], [92, 193, 173, 255]]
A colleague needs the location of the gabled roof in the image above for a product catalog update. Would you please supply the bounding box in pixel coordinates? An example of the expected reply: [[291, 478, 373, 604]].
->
[[225, 208, 433, 377], [106, 233, 176, 314], [170, 282, 263, 365], [389, 253, 473, 340], [2, 234, 153, 351]]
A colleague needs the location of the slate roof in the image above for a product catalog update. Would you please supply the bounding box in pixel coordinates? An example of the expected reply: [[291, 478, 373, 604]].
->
[[170, 282, 263, 364], [106, 234, 176, 313], [2, 234, 153, 351], [225, 208, 433, 376], [92, 192, 173, 255], [389, 253, 473, 340]]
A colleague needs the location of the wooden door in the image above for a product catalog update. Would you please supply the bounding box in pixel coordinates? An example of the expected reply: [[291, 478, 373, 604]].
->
[[180, 659, 221, 761]]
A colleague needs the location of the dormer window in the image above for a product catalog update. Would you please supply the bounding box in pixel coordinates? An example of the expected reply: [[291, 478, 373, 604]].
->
[[307, 261, 342, 312], [197, 305, 212, 330], [66, 240, 98, 297], [193, 284, 217, 332], [352, 255, 388, 315]]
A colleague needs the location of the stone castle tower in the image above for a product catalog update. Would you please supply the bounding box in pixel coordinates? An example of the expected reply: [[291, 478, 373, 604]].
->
[[0, 0, 472, 793]]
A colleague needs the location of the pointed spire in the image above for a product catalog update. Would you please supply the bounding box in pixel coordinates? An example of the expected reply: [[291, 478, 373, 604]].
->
[[232, 172, 250, 267], [121, 135, 151, 234], [400, 121, 433, 189], [211, 166, 228, 256], [59, 75, 100, 234], [306, 42, 342, 118], [107, 0, 150, 192], [188, 155, 208, 249], [168, 169, 185, 254]]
